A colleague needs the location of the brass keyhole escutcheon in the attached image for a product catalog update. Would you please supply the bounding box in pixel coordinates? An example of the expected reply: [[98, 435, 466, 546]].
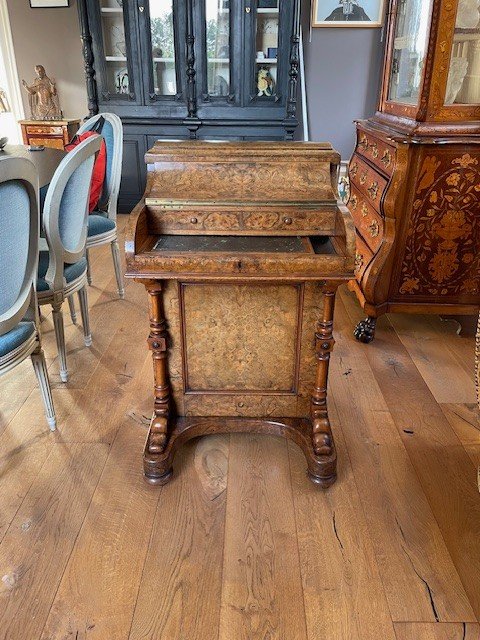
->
[[360, 172, 367, 185], [368, 181, 379, 200]]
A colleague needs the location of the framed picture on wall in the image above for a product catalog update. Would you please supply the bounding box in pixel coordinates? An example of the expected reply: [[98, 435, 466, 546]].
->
[[312, 0, 386, 27], [30, 0, 70, 7]]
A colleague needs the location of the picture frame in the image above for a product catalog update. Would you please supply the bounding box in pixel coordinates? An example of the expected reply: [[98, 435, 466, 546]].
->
[[312, 0, 386, 27], [29, 0, 70, 7]]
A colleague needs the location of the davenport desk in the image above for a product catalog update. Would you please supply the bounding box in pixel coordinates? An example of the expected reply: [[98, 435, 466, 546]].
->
[[125, 141, 355, 487]]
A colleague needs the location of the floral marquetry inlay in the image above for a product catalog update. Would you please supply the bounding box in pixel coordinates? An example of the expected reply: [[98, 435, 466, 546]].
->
[[399, 152, 480, 297]]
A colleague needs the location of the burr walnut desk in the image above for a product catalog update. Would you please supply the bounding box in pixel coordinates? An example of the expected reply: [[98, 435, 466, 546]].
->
[[125, 141, 355, 487]]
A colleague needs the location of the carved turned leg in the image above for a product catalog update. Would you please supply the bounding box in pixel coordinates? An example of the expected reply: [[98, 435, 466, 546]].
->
[[354, 316, 377, 344], [144, 282, 173, 484], [309, 287, 337, 487]]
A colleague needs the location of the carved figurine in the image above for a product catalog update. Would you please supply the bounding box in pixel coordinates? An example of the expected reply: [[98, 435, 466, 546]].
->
[[22, 65, 62, 121], [257, 67, 274, 97]]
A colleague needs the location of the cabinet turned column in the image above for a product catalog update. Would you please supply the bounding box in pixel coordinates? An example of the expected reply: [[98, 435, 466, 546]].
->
[[145, 282, 172, 464], [310, 288, 336, 471]]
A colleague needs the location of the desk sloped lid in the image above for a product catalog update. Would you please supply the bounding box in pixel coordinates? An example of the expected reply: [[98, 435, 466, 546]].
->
[[145, 140, 340, 206]]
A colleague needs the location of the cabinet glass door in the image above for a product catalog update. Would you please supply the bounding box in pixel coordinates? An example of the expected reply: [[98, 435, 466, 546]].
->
[[254, 1, 280, 101], [387, 0, 433, 105], [205, 0, 231, 98], [146, 0, 178, 97], [445, 3, 480, 105], [98, 0, 134, 99]]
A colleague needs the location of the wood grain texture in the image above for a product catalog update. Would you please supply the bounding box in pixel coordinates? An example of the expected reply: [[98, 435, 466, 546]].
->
[[330, 293, 476, 623], [340, 290, 480, 620], [0, 443, 108, 640], [394, 622, 480, 640], [219, 434, 307, 640], [129, 436, 229, 640]]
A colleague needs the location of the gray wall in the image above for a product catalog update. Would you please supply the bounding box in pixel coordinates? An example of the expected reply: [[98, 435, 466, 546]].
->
[[7, 0, 87, 120], [301, 0, 385, 159]]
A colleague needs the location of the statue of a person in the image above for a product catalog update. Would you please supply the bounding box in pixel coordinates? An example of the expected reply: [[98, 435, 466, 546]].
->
[[22, 65, 62, 121]]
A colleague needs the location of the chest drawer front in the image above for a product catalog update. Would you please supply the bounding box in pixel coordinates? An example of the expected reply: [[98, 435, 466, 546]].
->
[[349, 153, 387, 213], [26, 125, 64, 136], [348, 184, 384, 254], [354, 234, 374, 285], [356, 131, 396, 177]]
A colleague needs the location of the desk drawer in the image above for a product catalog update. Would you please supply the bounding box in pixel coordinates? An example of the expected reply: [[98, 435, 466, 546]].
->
[[354, 234, 374, 285], [349, 153, 387, 214], [355, 130, 395, 177], [26, 125, 64, 136], [348, 184, 384, 254]]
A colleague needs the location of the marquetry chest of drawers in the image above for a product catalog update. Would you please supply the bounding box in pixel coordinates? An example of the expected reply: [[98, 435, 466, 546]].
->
[[19, 119, 80, 150], [126, 141, 355, 487], [347, 120, 480, 342]]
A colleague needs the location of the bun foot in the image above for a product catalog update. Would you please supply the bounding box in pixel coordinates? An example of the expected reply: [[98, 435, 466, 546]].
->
[[307, 471, 337, 488], [144, 468, 173, 486], [354, 317, 377, 344]]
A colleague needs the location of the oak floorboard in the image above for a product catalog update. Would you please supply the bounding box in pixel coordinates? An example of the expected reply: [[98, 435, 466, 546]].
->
[[288, 404, 396, 640], [340, 288, 480, 621], [40, 421, 159, 640], [0, 442, 109, 640], [129, 435, 229, 640], [394, 622, 480, 640], [219, 434, 307, 640], [441, 404, 480, 469], [330, 293, 475, 623]]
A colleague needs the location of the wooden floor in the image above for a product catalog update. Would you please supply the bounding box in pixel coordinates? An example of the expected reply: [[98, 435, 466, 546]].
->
[[1, 218, 479, 640]]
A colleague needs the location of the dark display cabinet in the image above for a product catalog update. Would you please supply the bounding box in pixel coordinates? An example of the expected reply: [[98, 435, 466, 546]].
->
[[77, 0, 301, 210]]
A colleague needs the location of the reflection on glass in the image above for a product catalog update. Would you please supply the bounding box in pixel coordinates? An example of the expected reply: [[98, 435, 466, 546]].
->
[[148, 0, 176, 96], [388, 0, 432, 105], [255, 1, 279, 98], [206, 0, 230, 97], [99, 0, 130, 95], [445, 0, 480, 104]]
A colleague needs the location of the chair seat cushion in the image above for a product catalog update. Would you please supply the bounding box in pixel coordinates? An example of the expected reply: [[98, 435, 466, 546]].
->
[[88, 213, 115, 237], [37, 251, 88, 292], [0, 321, 36, 358]]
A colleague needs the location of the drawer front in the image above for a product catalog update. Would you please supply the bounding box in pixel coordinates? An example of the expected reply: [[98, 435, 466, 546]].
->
[[348, 184, 384, 254], [26, 125, 64, 136], [354, 234, 374, 285], [147, 206, 337, 235], [355, 130, 396, 177], [28, 137, 65, 150], [349, 153, 387, 214]]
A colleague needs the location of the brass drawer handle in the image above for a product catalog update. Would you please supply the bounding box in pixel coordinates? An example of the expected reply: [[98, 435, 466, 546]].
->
[[369, 219, 379, 238], [354, 252, 364, 273], [190, 217, 198, 224], [381, 149, 392, 168], [283, 217, 293, 225], [350, 162, 358, 178], [368, 181, 379, 200], [370, 142, 379, 158], [361, 203, 368, 217], [360, 172, 367, 185], [358, 135, 368, 151], [349, 194, 358, 210]]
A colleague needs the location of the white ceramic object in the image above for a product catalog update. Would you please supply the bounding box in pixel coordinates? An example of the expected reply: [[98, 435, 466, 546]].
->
[[456, 0, 480, 29], [445, 57, 469, 104]]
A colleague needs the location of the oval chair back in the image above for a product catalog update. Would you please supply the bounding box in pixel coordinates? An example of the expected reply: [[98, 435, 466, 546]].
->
[[42, 135, 102, 294], [77, 113, 123, 221], [0, 157, 39, 336]]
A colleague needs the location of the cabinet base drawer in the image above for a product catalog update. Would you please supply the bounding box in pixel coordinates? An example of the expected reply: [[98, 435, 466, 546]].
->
[[348, 184, 384, 253], [354, 234, 374, 285], [349, 153, 388, 214], [355, 130, 396, 177]]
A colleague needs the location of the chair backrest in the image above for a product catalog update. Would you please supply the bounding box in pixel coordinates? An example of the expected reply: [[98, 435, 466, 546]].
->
[[42, 135, 101, 293], [0, 157, 39, 336], [77, 112, 123, 220]]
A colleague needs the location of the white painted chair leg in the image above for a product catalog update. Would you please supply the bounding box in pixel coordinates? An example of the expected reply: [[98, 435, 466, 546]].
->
[[52, 303, 68, 383], [86, 248, 92, 286], [111, 239, 125, 299], [31, 348, 56, 431], [78, 285, 92, 347], [67, 295, 77, 324]]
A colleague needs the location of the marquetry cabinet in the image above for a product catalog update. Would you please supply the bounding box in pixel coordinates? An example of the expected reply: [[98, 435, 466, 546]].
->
[[77, 0, 301, 211], [19, 119, 80, 150], [347, 0, 480, 342]]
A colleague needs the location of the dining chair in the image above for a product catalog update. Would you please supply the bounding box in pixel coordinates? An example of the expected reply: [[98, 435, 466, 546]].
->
[[38, 135, 101, 383], [77, 113, 124, 298], [0, 156, 56, 430]]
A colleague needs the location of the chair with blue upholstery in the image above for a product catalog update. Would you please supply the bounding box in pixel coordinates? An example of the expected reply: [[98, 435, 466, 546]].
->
[[0, 156, 56, 430], [38, 135, 102, 383], [77, 113, 124, 298]]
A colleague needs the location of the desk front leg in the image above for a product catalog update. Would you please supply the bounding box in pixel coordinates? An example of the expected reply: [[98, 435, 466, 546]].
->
[[144, 280, 173, 484]]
